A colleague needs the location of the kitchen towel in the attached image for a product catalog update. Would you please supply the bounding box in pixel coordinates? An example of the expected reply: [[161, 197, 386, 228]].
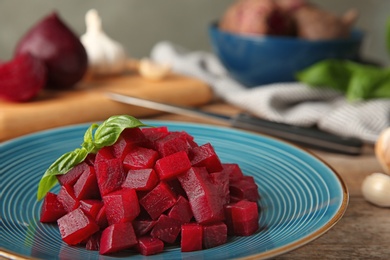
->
[[151, 41, 390, 144]]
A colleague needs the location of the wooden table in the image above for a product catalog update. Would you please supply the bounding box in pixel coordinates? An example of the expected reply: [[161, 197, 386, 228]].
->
[[2, 100, 389, 260], [148, 102, 390, 259]]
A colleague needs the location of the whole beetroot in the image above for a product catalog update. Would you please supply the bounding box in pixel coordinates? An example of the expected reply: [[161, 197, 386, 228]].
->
[[219, 0, 295, 36], [15, 12, 88, 89]]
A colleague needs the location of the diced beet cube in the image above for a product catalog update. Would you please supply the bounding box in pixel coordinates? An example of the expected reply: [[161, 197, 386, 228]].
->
[[40, 192, 67, 223], [142, 126, 169, 143], [95, 146, 115, 164], [99, 222, 138, 255], [95, 158, 126, 196], [150, 215, 181, 244], [181, 223, 203, 252], [57, 208, 100, 245], [136, 236, 164, 256], [202, 222, 227, 249], [210, 170, 230, 205], [84, 153, 96, 166], [154, 151, 192, 180], [155, 131, 190, 157], [123, 147, 159, 170], [103, 188, 140, 225], [166, 178, 187, 198], [168, 196, 193, 224], [85, 231, 101, 251], [122, 168, 159, 191], [79, 200, 103, 219], [96, 205, 108, 230], [73, 166, 100, 200], [178, 167, 224, 224], [222, 163, 244, 182], [120, 128, 151, 150], [224, 200, 259, 236], [229, 176, 260, 202], [111, 128, 151, 159], [56, 161, 90, 186], [189, 143, 223, 173], [57, 184, 80, 213], [139, 182, 177, 220], [133, 220, 156, 237]]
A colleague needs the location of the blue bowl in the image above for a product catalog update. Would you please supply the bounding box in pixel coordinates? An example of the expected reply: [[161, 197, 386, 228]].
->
[[208, 22, 364, 87]]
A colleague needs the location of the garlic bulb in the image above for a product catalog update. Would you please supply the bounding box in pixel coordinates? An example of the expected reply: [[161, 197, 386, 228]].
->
[[80, 9, 127, 76], [138, 58, 171, 81], [375, 127, 390, 174], [361, 172, 390, 207]]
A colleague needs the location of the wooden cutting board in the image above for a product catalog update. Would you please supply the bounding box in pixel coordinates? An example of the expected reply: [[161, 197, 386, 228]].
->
[[0, 73, 213, 141]]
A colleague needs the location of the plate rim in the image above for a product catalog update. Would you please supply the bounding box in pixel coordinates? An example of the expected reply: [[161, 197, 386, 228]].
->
[[1, 120, 349, 260]]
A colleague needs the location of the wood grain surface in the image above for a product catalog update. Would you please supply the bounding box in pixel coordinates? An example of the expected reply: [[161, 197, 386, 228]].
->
[[0, 73, 213, 141]]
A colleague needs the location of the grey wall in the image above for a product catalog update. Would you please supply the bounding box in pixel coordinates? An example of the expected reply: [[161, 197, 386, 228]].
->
[[1, 0, 389, 65]]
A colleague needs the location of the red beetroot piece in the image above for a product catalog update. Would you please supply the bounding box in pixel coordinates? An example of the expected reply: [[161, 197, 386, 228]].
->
[[73, 166, 100, 200], [168, 196, 193, 224], [154, 151, 192, 180], [79, 200, 103, 219], [181, 223, 203, 252], [85, 231, 101, 251], [14, 12, 87, 89], [57, 208, 99, 245], [133, 220, 156, 237], [150, 214, 181, 244], [94, 146, 115, 164], [139, 182, 177, 220], [224, 200, 259, 236], [0, 52, 46, 102], [141, 126, 169, 143], [189, 143, 223, 173], [95, 205, 108, 230], [210, 170, 230, 205], [154, 131, 190, 157], [123, 127, 151, 145], [57, 161, 90, 186], [40, 192, 67, 223], [121, 168, 159, 191], [102, 188, 140, 225], [230, 176, 260, 202], [202, 222, 227, 249], [99, 221, 138, 255], [57, 184, 80, 213], [136, 236, 164, 256], [178, 167, 225, 224], [95, 158, 126, 196], [123, 147, 159, 170], [222, 163, 244, 181]]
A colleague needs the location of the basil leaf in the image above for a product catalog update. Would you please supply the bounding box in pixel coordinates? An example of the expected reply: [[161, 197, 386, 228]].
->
[[297, 59, 390, 101], [93, 115, 147, 150], [36, 115, 149, 200], [387, 16, 390, 56], [81, 123, 99, 153], [296, 59, 352, 92], [37, 147, 88, 200]]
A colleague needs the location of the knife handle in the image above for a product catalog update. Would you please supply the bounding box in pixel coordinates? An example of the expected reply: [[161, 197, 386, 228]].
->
[[231, 113, 363, 155]]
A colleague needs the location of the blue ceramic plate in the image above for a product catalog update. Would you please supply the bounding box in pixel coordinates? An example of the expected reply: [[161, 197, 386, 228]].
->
[[1, 121, 348, 259]]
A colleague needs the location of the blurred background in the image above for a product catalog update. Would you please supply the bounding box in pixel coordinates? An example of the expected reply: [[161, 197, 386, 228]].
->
[[0, 0, 389, 66]]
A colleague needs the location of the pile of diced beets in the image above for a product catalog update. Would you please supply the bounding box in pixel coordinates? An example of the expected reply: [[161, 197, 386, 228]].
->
[[40, 126, 261, 256]]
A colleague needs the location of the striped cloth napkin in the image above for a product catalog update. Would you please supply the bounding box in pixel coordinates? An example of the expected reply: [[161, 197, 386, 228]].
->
[[151, 41, 390, 144]]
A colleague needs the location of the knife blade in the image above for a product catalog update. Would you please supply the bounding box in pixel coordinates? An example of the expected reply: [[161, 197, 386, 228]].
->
[[106, 92, 363, 155]]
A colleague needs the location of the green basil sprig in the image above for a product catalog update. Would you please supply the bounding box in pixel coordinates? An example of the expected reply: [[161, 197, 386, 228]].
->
[[296, 59, 390, 101], [37, 115, 148, 200]]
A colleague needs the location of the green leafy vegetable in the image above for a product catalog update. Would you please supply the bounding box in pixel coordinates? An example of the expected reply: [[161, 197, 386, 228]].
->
[[37, 115, 148, 200], [296, 59, 390, 101], [387, 16, 390, 56]]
